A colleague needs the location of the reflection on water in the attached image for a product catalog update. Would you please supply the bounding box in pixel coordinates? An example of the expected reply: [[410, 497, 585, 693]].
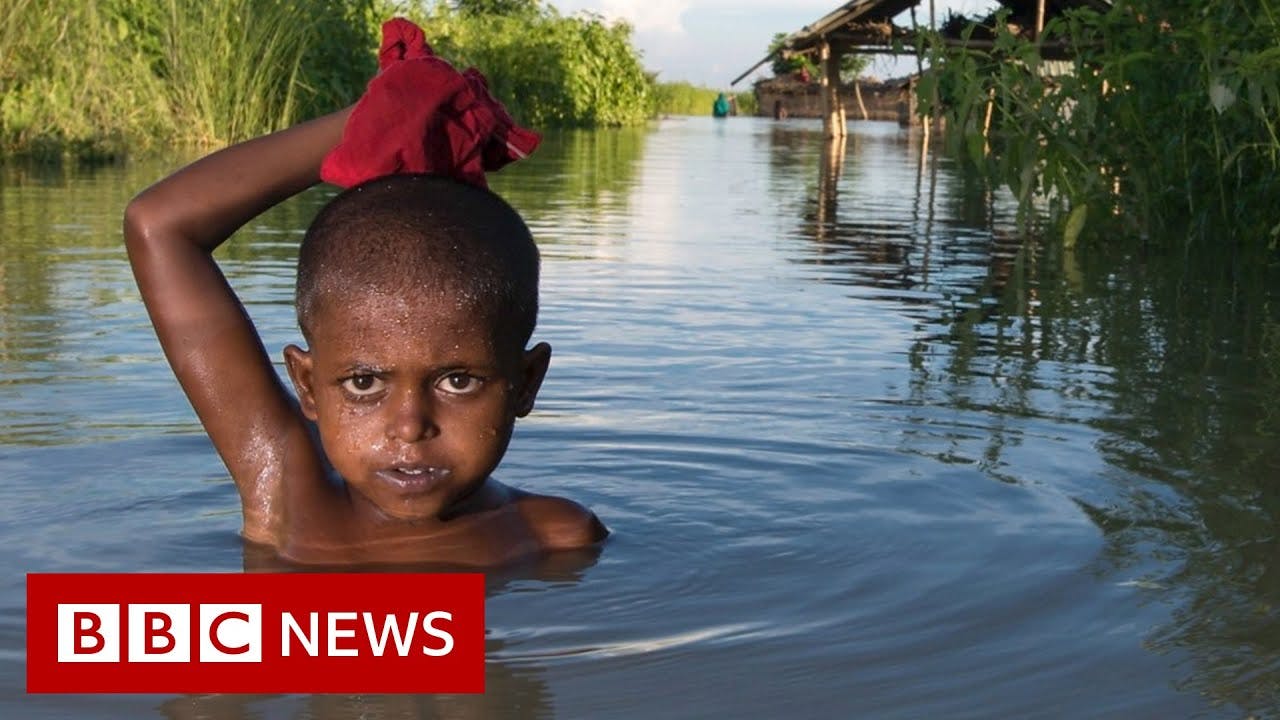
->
[[787, 124, 1280, 711], [3, 118, 1279, 717]]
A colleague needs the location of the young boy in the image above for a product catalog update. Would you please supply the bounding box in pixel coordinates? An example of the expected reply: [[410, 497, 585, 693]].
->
[[123, 106, 606, 566]]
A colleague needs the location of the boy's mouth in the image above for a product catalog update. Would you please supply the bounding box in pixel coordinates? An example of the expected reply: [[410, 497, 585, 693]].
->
[[377, 465, 452, 493]]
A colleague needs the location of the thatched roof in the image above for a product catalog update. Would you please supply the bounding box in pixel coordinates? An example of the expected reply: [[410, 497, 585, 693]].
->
[[785, 0, 920, 52], [731, 0, 1112, 85]]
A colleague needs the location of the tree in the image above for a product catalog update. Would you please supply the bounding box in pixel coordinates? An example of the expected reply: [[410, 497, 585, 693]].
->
[[453, 0, 540, 16], [840, 54, 868, 83], [768, 33, 868, 82]]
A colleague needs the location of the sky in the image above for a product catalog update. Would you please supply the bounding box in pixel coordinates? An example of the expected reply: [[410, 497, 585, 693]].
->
[[546, 0, 1000, 87]]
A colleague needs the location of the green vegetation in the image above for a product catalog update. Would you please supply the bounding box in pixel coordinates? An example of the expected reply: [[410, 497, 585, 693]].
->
[[769, 33, 818, 78], [653, 82, 720, 116], [768, 32, 868, 82], [0, 0, 375, 160], [0, 0, 654, 159], [401, 2, 653, 128], [920, 1, 1280, 246], [651, 82, 755, 117]]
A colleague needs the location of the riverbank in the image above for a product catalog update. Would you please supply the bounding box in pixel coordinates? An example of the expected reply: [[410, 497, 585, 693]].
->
[[0, 0, 667, 160]]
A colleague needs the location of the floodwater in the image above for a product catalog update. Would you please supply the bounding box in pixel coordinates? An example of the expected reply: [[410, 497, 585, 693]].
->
[[3, 117, 1280, 718]]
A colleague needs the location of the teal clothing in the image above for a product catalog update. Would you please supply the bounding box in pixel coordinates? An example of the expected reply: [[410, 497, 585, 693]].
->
[[713, 93, 730, 118]]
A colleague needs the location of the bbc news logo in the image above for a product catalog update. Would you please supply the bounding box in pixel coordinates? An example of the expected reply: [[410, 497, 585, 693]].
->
[[28, 573, 484, 693]]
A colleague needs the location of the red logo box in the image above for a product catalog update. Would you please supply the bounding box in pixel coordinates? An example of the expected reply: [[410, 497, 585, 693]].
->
[[27, 573, 484, 693]]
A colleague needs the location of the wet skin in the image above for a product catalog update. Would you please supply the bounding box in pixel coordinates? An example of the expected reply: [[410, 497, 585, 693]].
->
[[277, 292, 606, 564], [284, 291, 546, 527], [123, 109, 606, 566]]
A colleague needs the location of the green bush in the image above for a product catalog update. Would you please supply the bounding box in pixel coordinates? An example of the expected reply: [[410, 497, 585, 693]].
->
[[0, 0, 652, 158], [922, 1, 1280, 246], [404, 3, 654, 127]]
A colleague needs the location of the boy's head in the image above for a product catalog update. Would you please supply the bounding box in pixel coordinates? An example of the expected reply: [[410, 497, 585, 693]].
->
[[296, 174, 539, 356], [283, 175, 551, 522]]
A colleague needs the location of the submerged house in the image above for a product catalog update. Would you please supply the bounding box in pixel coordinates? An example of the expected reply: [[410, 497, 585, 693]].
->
[[752, 75, 914, 124], [736, 0, 1112, 134]]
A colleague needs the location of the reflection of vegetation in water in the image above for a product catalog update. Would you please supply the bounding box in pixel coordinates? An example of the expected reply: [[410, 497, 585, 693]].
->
[[774, 117, 1280, 707], [0, 161, 149, 363], [490, 125, 649, 225], [1084, 250, 1280, 711], [926, 235, 1280, 710], [763, 124, 826, 202], [0, 123, 649, 369]]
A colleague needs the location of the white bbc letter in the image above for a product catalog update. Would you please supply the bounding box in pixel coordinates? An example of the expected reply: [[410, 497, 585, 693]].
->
[[363, 612, 418, 657], [128, 604, 191, 662], [281, 612, 319, 657], [58, 604, 119, 663], [421, 611, 454, 657], [199, 604, 262, 663], [327, 612, 358, 657]]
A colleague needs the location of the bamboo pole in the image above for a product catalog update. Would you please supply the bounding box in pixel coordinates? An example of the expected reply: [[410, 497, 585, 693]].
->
[[853, 78, 869, 120], [916, 2, 938, 162], [837, 53, 849, 130], [820, 40, 845, 139], [982, 87, 995, 155], [819, 40, 832, 137], [910, 5, 924, 133], [1035, 0, 1046, 40]]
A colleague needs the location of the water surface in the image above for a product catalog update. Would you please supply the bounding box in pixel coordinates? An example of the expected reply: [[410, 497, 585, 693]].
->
[[3, 117, 1279, 718]]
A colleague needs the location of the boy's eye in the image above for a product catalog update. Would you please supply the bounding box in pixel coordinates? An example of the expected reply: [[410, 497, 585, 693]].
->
[[341, 374, 384, 397], [437, 373, 482, 395]]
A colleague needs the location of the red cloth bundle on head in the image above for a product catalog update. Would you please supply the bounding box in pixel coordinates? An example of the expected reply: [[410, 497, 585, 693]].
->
[[320, 18, 541, 189]]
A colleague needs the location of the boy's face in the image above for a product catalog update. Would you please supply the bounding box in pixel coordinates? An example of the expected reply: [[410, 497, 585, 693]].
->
[[283, 289, 549, 523]]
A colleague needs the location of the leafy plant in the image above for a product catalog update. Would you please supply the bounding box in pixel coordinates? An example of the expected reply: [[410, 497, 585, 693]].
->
[[769, 33, 818, 79], [922, 1, 1280, 247], [401, 3, 653, 127]]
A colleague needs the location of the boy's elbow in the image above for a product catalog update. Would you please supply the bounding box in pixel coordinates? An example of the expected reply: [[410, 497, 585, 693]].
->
[[122, 190, 173, 251], [123, 194, 152, 249]]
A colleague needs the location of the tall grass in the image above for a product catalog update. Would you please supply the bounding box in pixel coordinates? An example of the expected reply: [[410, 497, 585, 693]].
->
[[652, 82, 751, 117], [1, 0, 654, 159], [653, 82, 715, 116], [0, 0, 375, 159], [156, 0, 379, 146], [1, 0, 170, 159]]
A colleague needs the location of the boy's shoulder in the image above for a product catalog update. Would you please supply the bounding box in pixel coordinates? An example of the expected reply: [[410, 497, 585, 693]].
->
[[510, 490, 609, 551]]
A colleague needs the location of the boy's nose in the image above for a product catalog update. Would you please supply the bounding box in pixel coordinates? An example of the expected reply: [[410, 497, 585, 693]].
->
[[387, 388, 439, 442]]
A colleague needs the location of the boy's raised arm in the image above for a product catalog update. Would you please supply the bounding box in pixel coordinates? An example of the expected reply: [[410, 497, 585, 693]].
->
[[123, 108, 351, 541]]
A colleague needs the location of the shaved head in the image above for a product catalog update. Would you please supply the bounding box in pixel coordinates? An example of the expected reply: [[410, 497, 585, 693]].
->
[[296, 174, 539, 354]]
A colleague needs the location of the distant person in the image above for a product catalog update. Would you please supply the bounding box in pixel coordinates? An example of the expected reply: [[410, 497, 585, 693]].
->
[[774, 99, 789, 120], [122, 19, 607, 566], [713, 92, 730, 118]]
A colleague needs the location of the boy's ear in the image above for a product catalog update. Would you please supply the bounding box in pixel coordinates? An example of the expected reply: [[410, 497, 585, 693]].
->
[[514, 342, 552, 418], [283, 344, 319, 421]]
